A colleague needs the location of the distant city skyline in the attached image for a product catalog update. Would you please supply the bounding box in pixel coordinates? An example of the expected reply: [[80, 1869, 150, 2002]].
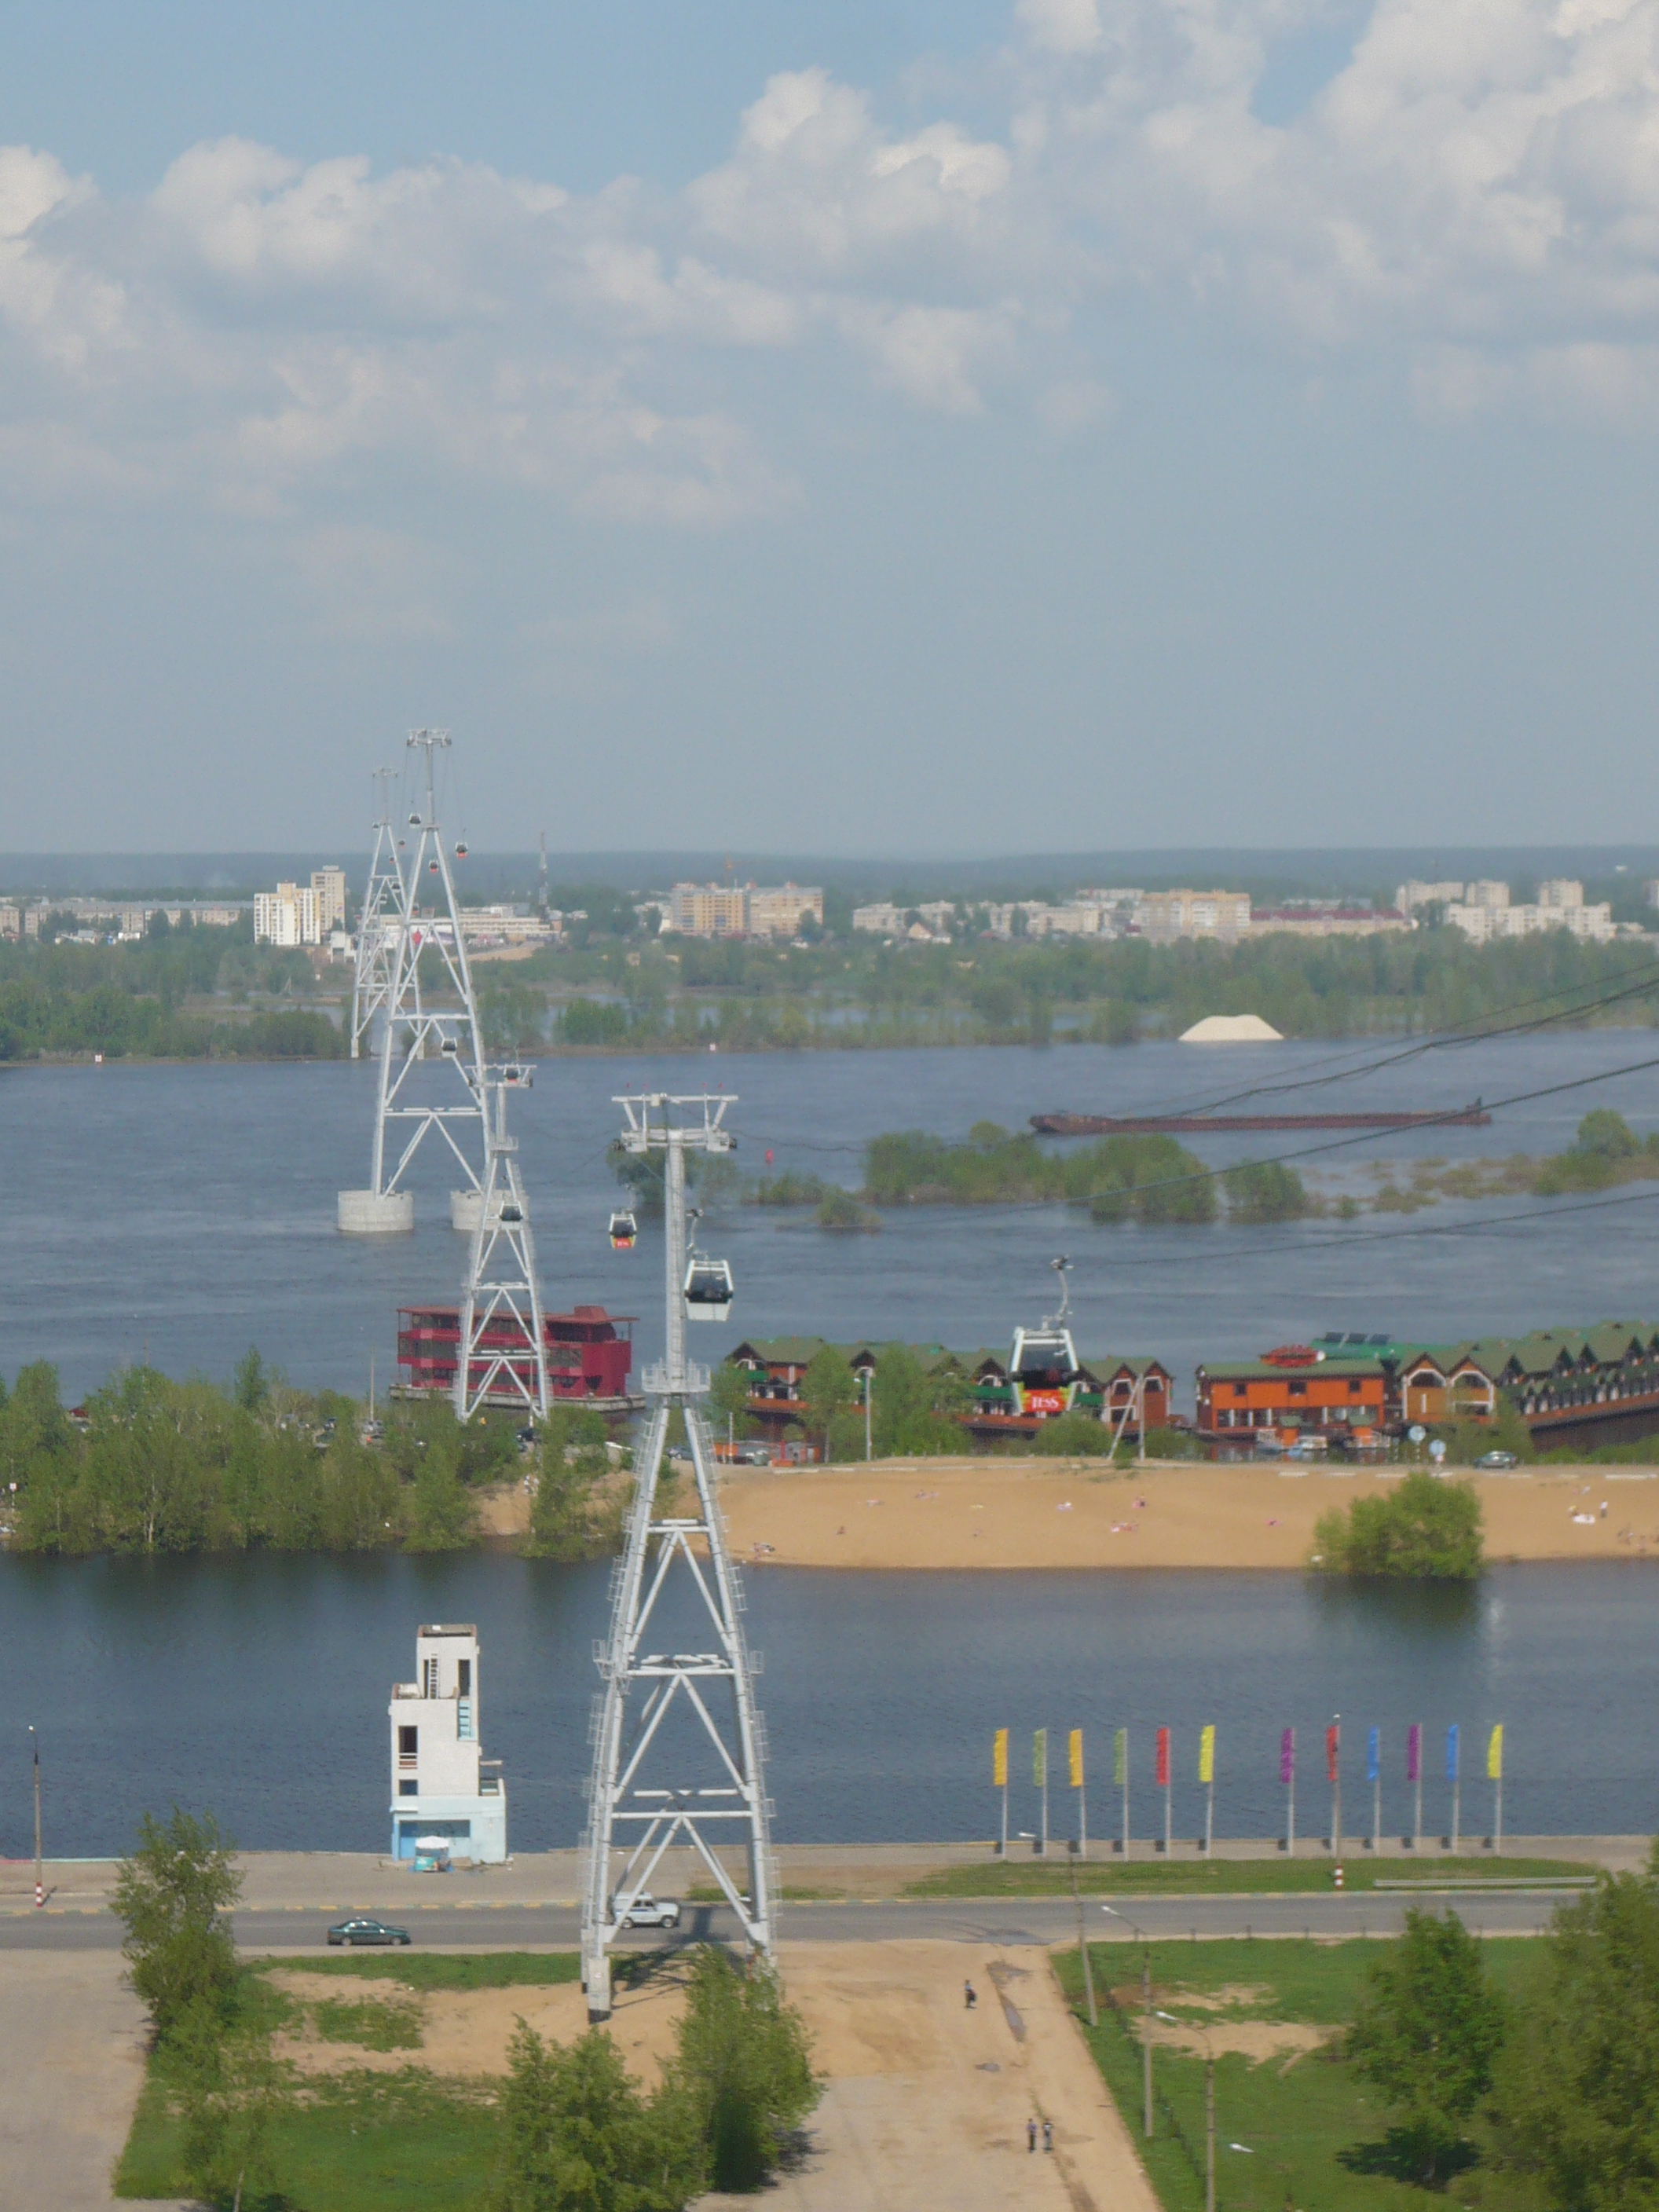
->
[[4, 2, 1659, 851]]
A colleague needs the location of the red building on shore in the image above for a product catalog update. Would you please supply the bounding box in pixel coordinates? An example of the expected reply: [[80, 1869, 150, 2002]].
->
[[396, 1305, 638, 1414]]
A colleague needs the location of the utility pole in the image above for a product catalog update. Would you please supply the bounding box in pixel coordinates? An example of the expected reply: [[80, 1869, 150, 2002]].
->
[[1071, 1848, 1097, 2027], [1142, 1953, 1154, 2138], [1206, 2051, 1216, 2212], [580, 1093, 771, 2022], [31, 1727, 42, 1908]]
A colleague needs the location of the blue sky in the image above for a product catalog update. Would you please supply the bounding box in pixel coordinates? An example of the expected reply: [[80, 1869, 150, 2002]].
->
[[2, 0, 1657, 854]]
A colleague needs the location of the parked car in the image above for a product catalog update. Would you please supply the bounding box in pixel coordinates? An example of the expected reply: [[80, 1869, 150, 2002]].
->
[[1474, 1449, 1519, 1470], [326, 1917, 412, 1946], [735, 1445, 773, 1466], [613, 1895, 681, 1928]]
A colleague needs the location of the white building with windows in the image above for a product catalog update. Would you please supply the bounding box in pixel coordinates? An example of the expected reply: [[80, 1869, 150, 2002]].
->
[[387, 1623, 507, 1862]]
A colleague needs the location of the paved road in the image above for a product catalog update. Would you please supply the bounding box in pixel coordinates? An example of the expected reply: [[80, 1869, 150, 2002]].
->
[[0, 1888, 1573, 1953]]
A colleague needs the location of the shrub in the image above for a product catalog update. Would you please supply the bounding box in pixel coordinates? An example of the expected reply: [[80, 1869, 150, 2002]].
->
[[113, 1809, 243, 2038], [668, 1948, 820, 2192], [1313, 1470, 1483, 1579]]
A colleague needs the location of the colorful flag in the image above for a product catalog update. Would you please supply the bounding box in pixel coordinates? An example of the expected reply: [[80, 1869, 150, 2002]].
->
[[1407, 1723, 1422, 1782], [1486, 1724, 1503, 1782], [1155, 1727, 1170, 1788], [993, 1728, 1008, 1790], [1280, 1727, 1295, 1785], [1446, 1723, 1460, 1782], [1199, 1724, 1215, 1785], [1069, 1728, 1084, 1790], [1034, 1728, 1047, 1788], [1367, 1727, 1380, 1784], [1326, 1721, 1340, 1784], [1113, 1727, 1127, 1788]]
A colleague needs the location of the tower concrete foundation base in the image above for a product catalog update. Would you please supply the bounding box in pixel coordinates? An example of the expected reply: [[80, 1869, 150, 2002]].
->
[[450, 1188, 506, 1234], [337, 1189, 415, 1235]]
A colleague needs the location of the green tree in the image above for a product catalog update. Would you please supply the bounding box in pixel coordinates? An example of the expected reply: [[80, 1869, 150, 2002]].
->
[[170, 1995, 288, 2210], [707, 1359, 759, 1441], [112, 1809, 243, 2038], [1313, 1470, 1484, 1579], [668, 1947, 820, 2192], [1346, 1907, 1507, 2181], [487, 2021, 703, 2212], [1222, 1159, 1312, 1222], [1032, 1410, 1117, 1457], [800, 1347, 855, 1460], [869, 1344, 964, 1456], [232, 1348, 269, 1415], [403, 1448, 478, 1551], [1494, 1861, 1659, 2210], [526, 1409, 616, 1559]]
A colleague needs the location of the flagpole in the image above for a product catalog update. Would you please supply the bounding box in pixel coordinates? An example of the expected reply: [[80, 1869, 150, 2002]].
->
[[1448, 1723, 1461, 1855], [1039, 1729, 1049, 1858]]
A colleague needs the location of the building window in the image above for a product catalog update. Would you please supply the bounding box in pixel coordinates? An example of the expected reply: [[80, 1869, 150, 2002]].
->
[[458, 1659, 471, 1697], [1232, 1384, 1247, 1398], [1287, 1382, 1306, 1397], [398, 1780, 418, 1797], [398, 1725, 418, 1760]]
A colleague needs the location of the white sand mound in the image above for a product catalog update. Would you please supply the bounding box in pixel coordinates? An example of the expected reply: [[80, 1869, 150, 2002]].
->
[[1179, 1013, 1284, 1043]]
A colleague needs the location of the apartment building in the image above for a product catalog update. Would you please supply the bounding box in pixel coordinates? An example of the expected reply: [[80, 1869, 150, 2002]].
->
[[669, 881, 823, 939], [311, 866, 349, 934], [1133, 889, 1253, 942], [1445, 880, 1615, 945], [254, 881, 319, 947]]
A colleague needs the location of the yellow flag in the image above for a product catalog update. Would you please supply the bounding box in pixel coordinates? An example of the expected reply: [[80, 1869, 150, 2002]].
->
[[1199, 1723, 1215, 1785], [1034, 1727, 1047, 1787], [1069, 1728, 1084, 1789], [1486, 1723, 1503, 1781], [993, 1728, 1008, 1789]]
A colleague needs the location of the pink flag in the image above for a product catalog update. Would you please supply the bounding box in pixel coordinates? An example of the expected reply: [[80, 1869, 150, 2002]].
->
[[1280, 1727, 1295, 1785], [1326, 1722, 1340, 1783], [1407, 1723, 1421, 1782]]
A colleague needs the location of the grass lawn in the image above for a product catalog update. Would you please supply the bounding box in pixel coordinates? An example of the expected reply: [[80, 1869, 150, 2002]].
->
[[903, 1855, 1593, 1899], [115, 1954, 581, 2207], [1051, 1936, 1544, 2212]]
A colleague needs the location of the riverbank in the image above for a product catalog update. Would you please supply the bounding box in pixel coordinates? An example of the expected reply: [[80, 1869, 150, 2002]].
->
[[709, 1457, 1659, 1570]]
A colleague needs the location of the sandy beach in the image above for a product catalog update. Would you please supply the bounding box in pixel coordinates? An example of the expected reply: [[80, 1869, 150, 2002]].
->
[[713, 1456, 1659, 1570]]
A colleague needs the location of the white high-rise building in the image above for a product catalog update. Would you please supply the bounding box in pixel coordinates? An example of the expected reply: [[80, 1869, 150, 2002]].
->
[[311, 866, 349, 934], [387, 1623, 507, 1862], [254, 881, 320, 947]]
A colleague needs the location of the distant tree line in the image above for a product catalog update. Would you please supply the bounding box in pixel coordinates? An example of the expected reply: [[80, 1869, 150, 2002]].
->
[[0, 1357, 619, 1558]]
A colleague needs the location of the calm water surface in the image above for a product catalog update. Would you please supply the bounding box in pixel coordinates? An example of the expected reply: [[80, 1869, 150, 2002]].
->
[[2, 1558, 1656, 1855], [4, 1033, 1659, 1404]]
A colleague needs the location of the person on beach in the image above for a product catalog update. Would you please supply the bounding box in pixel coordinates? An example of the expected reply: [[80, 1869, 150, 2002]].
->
[[965, 1978, 977, 2009], [1027, 2119, 1038, 2152], [1043, 2119, 1054, 2153]]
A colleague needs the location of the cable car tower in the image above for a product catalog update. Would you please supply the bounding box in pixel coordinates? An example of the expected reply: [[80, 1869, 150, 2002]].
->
[[337, 731, 486, 1234], [348, 767, 405, 1060], [455, 1064, 549, 1419], [580, 1092, 774, 2021]]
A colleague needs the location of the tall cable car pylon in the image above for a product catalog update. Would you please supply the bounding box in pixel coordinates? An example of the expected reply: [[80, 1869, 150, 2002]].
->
[[580, 1092, 774, 2021], [454, 1065, 549, 1419], [349, 767, 405, 1060], [337, 731, 485, 1234]]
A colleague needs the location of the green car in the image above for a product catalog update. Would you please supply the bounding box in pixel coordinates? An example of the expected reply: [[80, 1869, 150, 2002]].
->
[[327, 1917, 412, 1946]]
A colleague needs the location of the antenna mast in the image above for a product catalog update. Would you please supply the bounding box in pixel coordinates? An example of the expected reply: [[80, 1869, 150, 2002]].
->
[[337, 731, 486, 1234], [580, 1092, 774, 2020], [349, 767, 405, 1060]]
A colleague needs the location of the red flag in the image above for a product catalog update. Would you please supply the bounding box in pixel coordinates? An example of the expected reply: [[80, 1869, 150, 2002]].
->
[[1326, 1722, 1340, 1783], [765, 1149, 774, 1165], [1155, 1726, 1170, 1788]]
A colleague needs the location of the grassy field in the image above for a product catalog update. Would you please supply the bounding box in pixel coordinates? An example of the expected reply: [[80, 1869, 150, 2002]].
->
[[903, 1855, 1593, 1899], [114, 1954, 582, 2208], [1051, 1936, 1544, 2212]]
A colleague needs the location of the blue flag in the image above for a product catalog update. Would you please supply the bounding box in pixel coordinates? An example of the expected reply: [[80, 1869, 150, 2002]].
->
[[1367, 1726, 1379, 1784], [1446, 1723, 1460, 1781]]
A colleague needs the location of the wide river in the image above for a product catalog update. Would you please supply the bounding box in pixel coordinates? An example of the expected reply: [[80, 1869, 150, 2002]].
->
[[4, 1031, 1659, 1401], [6, 1035, 1659, 1858], [2, 1556, 1656, 1856]]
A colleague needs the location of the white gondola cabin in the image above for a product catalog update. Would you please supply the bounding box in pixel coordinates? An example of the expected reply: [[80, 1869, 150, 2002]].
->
[[683, 1256, 734, 1321]]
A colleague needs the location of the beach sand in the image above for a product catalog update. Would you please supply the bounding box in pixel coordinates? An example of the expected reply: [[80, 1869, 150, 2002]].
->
[[715, 1456, 1659, 1570]]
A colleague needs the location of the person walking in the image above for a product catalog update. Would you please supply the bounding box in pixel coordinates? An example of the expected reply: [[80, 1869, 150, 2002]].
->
[[965, 1978, 977, 2010], [1027, 2118, 1038, 2153], [1043, 2119, 1054, 2154]]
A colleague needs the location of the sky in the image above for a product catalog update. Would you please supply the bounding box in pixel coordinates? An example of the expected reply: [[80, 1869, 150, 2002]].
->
[[3, 0, 1659, 855]]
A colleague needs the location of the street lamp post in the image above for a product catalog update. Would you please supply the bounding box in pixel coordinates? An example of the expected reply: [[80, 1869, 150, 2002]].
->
[[29, 1727, 42, 1908]]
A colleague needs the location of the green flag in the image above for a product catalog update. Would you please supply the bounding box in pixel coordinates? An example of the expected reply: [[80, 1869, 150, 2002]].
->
[[1113, 1727, 1127, 1787], [1033, 1727, 1047, 1787]]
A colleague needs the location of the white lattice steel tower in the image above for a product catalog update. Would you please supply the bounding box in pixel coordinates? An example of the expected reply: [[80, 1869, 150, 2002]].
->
[[337, 731, 486, 1235], [580, 1093, 774, 2021], [454, 1066, 550, 1420], [348, 768, 405, 1061]]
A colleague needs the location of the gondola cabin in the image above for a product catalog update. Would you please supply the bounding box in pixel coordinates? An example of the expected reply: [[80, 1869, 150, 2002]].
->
[[684, 1256, 734, 1322], [609, 1210, 638, 1251], [1007, 1319, 1081, 1416]]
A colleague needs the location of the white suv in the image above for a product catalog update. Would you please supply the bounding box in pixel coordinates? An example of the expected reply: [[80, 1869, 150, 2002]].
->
[[615, 1894, 681, 1928]]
